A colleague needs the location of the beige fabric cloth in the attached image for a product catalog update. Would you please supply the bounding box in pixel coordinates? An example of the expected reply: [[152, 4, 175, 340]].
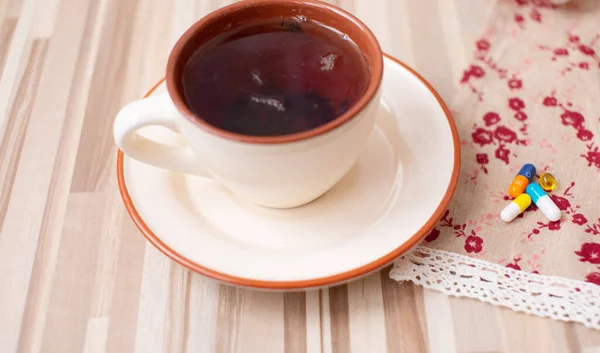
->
[[423, 0, 600, 284], [392, 0, 600, 329]]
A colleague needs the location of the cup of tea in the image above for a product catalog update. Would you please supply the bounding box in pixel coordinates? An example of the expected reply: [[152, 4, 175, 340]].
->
[[113, 0, 383, 209]]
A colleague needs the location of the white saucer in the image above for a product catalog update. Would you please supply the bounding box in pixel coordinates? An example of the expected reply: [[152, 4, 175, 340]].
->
[[117, 54, 460, 289]]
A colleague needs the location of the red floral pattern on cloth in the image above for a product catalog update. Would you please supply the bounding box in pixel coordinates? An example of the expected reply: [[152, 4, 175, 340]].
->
[[422, 0, 600, 286]]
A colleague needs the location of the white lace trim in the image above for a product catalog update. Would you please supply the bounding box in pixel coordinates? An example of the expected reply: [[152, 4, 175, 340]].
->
[[390, 246, 600, 330]]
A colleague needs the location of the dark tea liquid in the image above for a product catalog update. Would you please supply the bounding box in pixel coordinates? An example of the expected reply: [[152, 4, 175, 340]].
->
[[181, 19, 369, 136]]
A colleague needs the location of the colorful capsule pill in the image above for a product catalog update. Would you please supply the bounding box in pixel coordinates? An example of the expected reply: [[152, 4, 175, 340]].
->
[[526, 183, 561, 222], [539, 172, 557, 191], [508, 163, 536, 198], [500, 194, 532, 222], [508, 176, 529, 198]]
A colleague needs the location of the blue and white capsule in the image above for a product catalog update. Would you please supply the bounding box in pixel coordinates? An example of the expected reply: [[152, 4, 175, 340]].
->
[[518, 163, 536, 180], [526, 183, 561, 222]]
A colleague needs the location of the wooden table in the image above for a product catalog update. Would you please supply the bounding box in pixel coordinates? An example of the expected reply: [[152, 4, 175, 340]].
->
[[1, 0, 599, 352]]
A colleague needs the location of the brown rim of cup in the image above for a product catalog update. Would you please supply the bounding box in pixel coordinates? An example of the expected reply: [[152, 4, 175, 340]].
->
[[165, 0, 384, 145]]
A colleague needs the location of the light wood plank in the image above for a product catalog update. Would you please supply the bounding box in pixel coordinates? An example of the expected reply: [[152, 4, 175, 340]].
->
[[164, 264, 191, 353], [16, 1, 110, 351], [127, 0, 174, 95], [423, 289, 457, 353], [0, 0, 35, 132], [347, 274, 387, 353], [437, 0, 468, 87], [380, 272, 429, 353], [132, 246, 172, 353], [0, 0, 95, 350], [0, 40, 42, 232], [89, 189, 126, 317], [170, 0, 200, 48], [181, 273, 220, 353], [216, 287, 285, 353], [383, 0, 416, 67], [29, 0, 59, 38], [83, 318, 110, 353], [284, 292, 308, 353], [320, 289, 333, 353], [577, 324, 600, 353], [6, 0, 25, 16], [328, 285, 351, 353], [0, 18, 18, 77], [39, 193, 107, 353], [104, 218, 146, 353], [450, 297, 504, 353], [70, 0, 142, 192], [550, 320, 582, 353], [305, 290, 322, 353], [352, 0, 392, 52], [499, 308, 558, 353], [406, 0, 456, 101]]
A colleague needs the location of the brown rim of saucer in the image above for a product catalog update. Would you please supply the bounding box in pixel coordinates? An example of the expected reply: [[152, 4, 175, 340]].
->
[[116, 53, 462, 290], [165, 0, 384, 145]]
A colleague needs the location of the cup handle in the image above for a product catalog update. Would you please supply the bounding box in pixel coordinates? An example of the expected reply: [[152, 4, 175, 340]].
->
[[113, 92, 210, 177]]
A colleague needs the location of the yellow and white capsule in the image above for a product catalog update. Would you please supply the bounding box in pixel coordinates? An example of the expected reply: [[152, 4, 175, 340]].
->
[[500, 194, 532, 222]]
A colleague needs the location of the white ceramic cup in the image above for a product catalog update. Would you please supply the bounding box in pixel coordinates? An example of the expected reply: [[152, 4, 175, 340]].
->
[[113, 0, 383, 209]]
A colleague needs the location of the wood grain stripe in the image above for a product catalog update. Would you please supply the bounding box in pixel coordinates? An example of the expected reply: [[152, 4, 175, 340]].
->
[[305, 290, 322, 353], [0, 40, 45, 233], [171, 0, 200, 48], [550, 320, 581, 353], [576, 324, 600, 353], [88, 191, 126, 317], [165, 264, 191, 353], [0, 0, 35, 133], [7, 0, 25, 16], [216, 286, 243, 353], [83, 317, 110, 353], [70, 0, 141, 192], [450, 296, 503, 352], [39, 193, 107, 353], [347, 275, 387, 352], [30, 0, 60, 38], [352, 0, 391, 51], [181, 274, 219, 353], [126, 0, 173, 92], [216, 287, 285, 353], [319, 289, 333, 353], [386, 0, 416, 67], [406, 0, 456, 101], [380, 270, 429, 353], [423, 290, 457, 353], [16, 0, 110, 350], [132, 247, 172, 353], [328, 285, 351, 353], [454, 0, 494, 59], [284, 292, 307, 353], [0, 0, 95, 347], [436, 0, 468, 86], [499, 308, 557, 353], [0, 18, 17, 78], [105, 219, 147, 353]]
